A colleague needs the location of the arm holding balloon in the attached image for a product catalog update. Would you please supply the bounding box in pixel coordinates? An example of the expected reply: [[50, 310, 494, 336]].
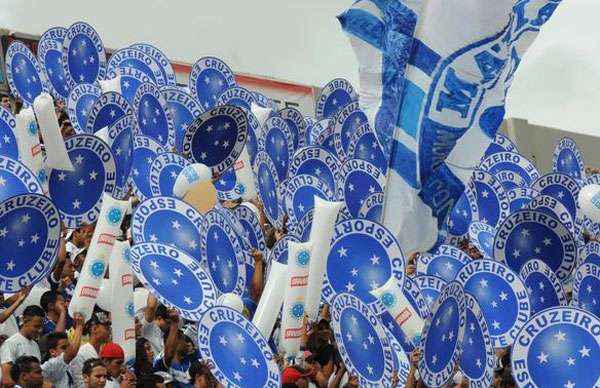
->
[[162, 310, 180, 367], [0, 286, 31, 323], [250, 249, 264, 302]]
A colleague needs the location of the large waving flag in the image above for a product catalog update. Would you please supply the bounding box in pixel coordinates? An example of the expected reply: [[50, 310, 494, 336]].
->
[[339, 0, 562, 253]]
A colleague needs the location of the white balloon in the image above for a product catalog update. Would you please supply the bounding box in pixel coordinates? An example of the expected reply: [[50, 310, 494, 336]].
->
[[578, 184, 600, 223], [133, 288, 150, 315], [216, 293, 244, 313], [173, 163, 212, 198], [95, 278, 112, 311]]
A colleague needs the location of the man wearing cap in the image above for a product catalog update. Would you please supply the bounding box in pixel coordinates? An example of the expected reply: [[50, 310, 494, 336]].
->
[[69, 315, 110, 388], [0, 305, 44, 387], [100, 342, 135, 388]]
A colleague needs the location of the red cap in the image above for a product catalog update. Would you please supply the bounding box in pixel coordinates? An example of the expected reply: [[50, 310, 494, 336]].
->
[[100, 342, 125, 360], [282, 367, 312, 384]]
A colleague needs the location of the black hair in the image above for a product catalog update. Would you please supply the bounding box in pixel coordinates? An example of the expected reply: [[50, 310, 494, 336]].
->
[[46, 332, 68, 352], [40, 290, 60, 312], [22, 305, 45, 320], [155, 304, 169, 319], [10, 355, 40, 382], [134, 338, 153, 378], [189, 361, 218, 387], [82, 358, 105, 376], [136, 374, 164, 388], [314, 344, 335, 367]]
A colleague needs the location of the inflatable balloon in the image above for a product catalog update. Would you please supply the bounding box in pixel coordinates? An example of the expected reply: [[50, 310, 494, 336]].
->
[[578, 184, 600, 223]]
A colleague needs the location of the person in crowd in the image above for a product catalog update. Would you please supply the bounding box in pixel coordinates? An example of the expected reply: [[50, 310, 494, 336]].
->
[[0, 305, 44, 386], [82, 358, 107, 388], [249, 249, 265, 302], [0, 94, 12, 112], [152, 310, 198, 387], [135, 374, 165, 388], [41, 313, 85, 387], [40, 291, 69, 335], [188, 362, 220, 388], [70, 315, 111, 388], [141, 295, 170, 355], [10, 355, 43, 388], [133, 338, 154, 380], [100, 342, 135, 388], [0, 287, 32, 342]]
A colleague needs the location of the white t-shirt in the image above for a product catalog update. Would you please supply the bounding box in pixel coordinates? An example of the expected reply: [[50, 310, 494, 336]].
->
[[42, 353, 71, 388], [104, 378, 120, 388], [141, 317, 164, 355], [0, 310, 19, 338], [0, 332, 41, 363], [69, 343, 98, 388]]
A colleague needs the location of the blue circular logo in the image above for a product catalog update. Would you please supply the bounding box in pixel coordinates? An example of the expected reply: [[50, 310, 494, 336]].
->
[[28, 121, 38, 135], [381, 292, 395, 308], [297, 250, 310, 267], [125, 302, 135, 317], [90, 261, 105, 279], [236, 183, 245, 195], [291, 302, 305, 320], [37, 169, 47, 183], [123, 247, 131, 263], [107, 207, 122, 225]]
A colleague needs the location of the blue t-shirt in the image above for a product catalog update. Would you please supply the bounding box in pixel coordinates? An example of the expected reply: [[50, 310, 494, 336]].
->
[[152, 351, 200, 388]]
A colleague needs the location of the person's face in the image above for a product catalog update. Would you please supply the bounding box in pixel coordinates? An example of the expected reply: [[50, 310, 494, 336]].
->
[[23, 316, 43, 340], [1, 97, 10, 110], [135, 317, 143, 338], [85, 365, 108, 388], [50, 338, 69, 358], [73, 225, 94, 247], [104, 358, 124, 378], [21, 361, 43, 388], [93, 323, 111, 342], [175, 337, 188, 358], [194, 375, 209, 388], [144, 341, 154, 360], [51, 295, 66, 312], [155, 316, 169, 331], [61, 120, 75, 139]]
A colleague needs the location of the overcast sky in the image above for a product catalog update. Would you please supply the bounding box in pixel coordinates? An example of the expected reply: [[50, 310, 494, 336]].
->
[[1, 0, 597, 135]]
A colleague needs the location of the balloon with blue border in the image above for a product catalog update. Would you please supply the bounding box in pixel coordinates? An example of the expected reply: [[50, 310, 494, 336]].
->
[[130, 135, 165, 201], [200, 209, 247, 296], [279, 107, 306, 150], [289, 146, 342, 199], [48, 134, 116, 228], [162, 86, 204, 153], [62, 21, 106, 89], [67, 83, 102, 134], [261, 116, 294, 183], [323, 218, 405, 316], [5, 41, 49, 106], [330, 293, 395, 386], [131, 42, 177, 86], [183, 105, 248, 176], [416, 244, 471, 283], [0, 156, 43, 203], [232, 203, 267, 258], [282, 174, 334, 227], [479, 151, 540, 191], [465, 170, 510, 228], [341, 158, 386, 218], [196, 306, 281, 386], [315, 78, 358, 120], [332, 101, 369, 160], [511, 306, 600, 388], [38, 27, 70, 100], [85, 91, 134, 134], [419, 281, 466, 388], [253, 151, 283, 229], [0, 107, 19, 160], [455, 259, 531, 348], [132, 196, 203, 261], [347, 123, 388, 174], [484, 132, 519, 157], [572, 262, 600, 317], [106, 67, 152, 105], [130, 242, 216, 321], [358, 191, 384, 222], [553, 137, 585, 181], [106, 46, 165, 86], [216, 86, 255, 112], [506, 187, 538, 213], [414, 274, 446, 310], [583, 241, 600, 266], [459, 292, 495, 387], [520, 259, 567, 315], [468, 222, 496, 259], [189, 56, 236, 110], [105, 114, 134, 199], [494, 209, 577, 282], [148, 152, 190, 197], [0, 193, 61, 292], [133, 82, 175, 149], [531, 172, 581, 226]]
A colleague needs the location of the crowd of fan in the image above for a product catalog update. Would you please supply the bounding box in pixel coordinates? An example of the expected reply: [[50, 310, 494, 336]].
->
[[0, 91, 593, 388]]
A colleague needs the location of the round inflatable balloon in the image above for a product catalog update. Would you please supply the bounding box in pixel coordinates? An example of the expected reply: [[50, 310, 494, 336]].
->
[[279, 107, 306, 150], [5, 41, 49, 106], [189, 57, 236, 110], [0, 156, 43, 203], [130, 243, 216, 321], [148, 152, 190, 197], [133, 82, 174, 148], [578, 184, 600, 224], [416, 244, 471, 283], [341, 158, 385, 218], [289, 146, 342, 198], [67, 83, 102, 134], [162, 86, 204, 153], [332, 101, 368, 160], [196, 306, 281, 386], [479, 151, 540, 191], [85, 91, 134, 134], [62, 21, 106, 89], [553, 137, 585, 181], [468, 222, 496, 259], [506, 187, 538, 213], [316, 78, 357, 120], [519, 259, 567, 314], [0, 194, 61, 292], [130, 135, 165, 201], [38, 27, 69, 100], [572, 262, 600, 317], [131, 43, 177, 86]]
